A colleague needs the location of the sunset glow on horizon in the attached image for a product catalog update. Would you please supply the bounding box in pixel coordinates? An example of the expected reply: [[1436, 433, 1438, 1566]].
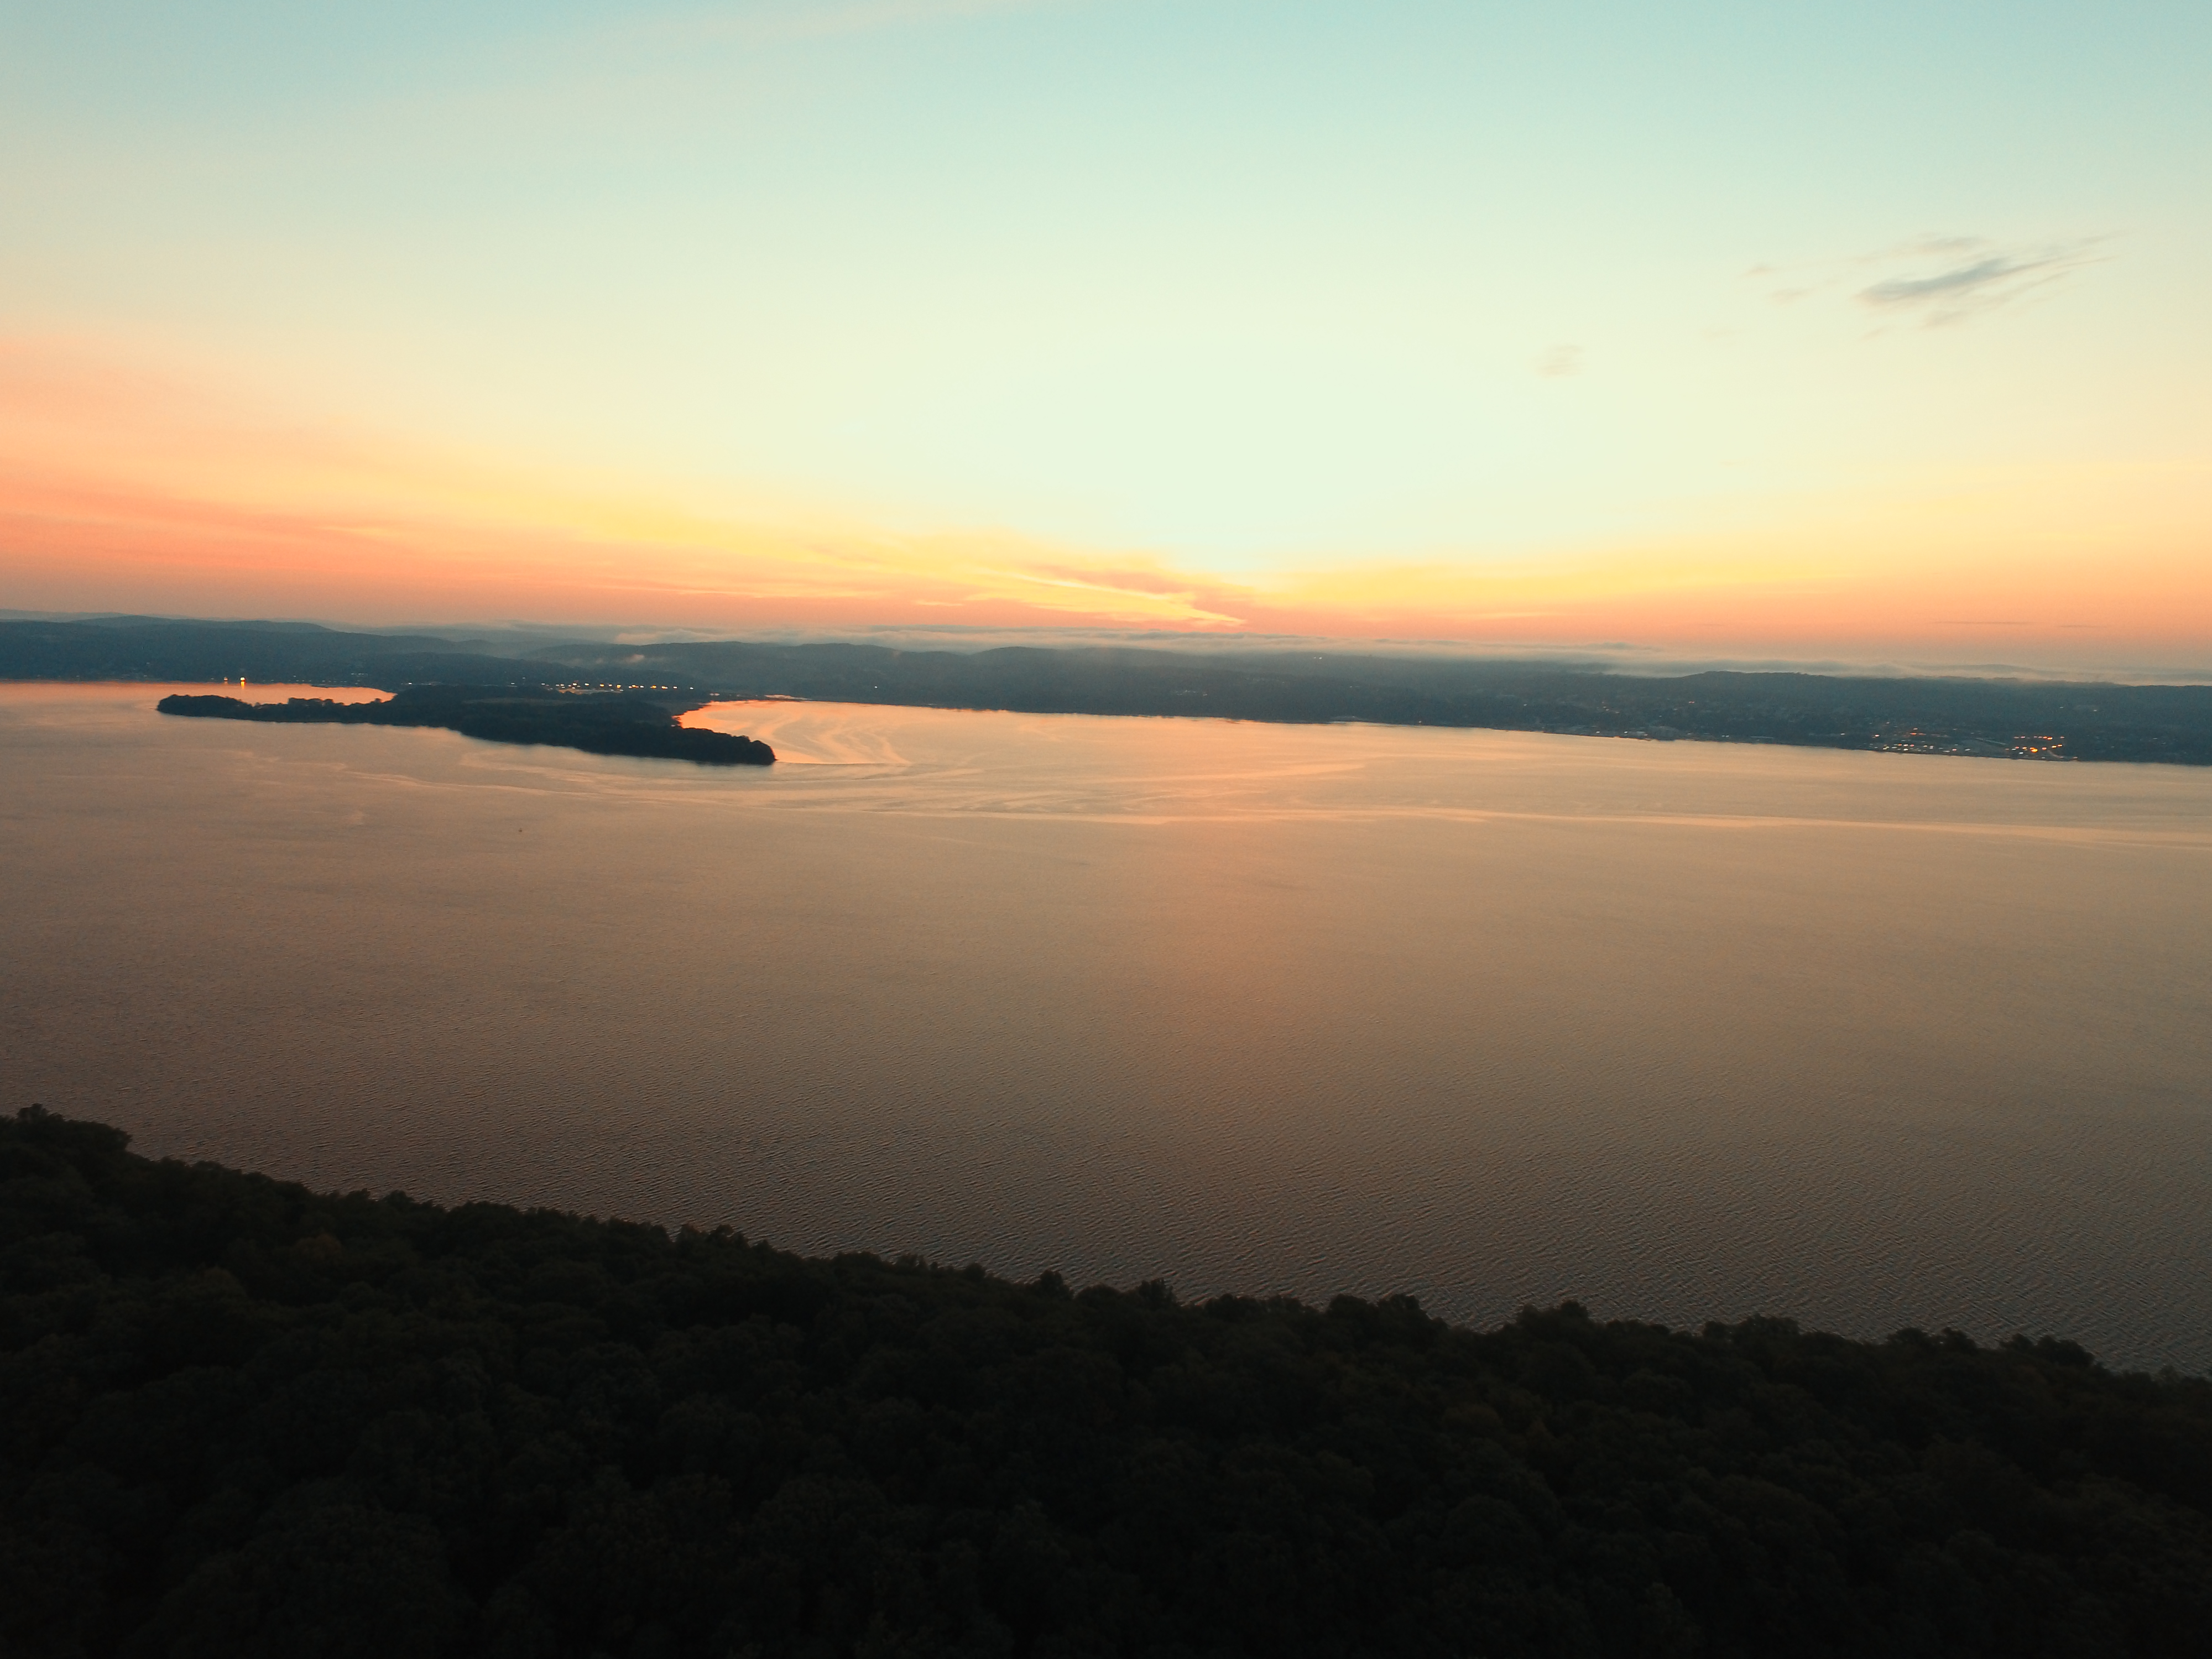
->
[[4, 2, 2208, 673]]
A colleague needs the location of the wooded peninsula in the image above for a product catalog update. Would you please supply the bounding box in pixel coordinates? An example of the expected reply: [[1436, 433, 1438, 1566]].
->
[[4, 1106, 2208, 1657], [155, 685, 774, 767], [8, 615, 2211, 765]]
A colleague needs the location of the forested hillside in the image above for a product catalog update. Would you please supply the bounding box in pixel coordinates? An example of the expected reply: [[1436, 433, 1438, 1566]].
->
[[4, 1106, 2210, 1658], [9, 616, 2212, 764]]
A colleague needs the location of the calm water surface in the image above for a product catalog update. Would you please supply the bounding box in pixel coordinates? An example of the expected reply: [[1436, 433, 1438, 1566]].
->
[[5, 682, 2210, 1369]]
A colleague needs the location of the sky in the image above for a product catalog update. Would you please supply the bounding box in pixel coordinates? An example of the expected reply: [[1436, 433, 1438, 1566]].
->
[[2, 0, 2208, 671]]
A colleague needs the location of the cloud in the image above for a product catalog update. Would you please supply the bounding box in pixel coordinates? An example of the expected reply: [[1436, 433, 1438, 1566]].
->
[[0, 334, 1260, 632], [1534, 345, 1583, 378], [11, 335, 2208, 669], [1748, 234, 2106, 328], [1855, 237, 2103, 325]]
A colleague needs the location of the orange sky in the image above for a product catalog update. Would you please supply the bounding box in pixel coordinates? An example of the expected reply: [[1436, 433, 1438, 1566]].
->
[[6, 3, 2209, 674], [5, 335, 2206, 672]]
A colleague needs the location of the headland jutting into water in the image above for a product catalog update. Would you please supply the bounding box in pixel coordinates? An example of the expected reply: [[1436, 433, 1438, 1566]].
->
[[9, 615, 2212, 765], [156, 684, 775, 766]]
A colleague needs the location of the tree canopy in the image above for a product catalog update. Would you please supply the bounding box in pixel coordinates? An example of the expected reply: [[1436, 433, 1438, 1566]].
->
[[4, 1105, 2210, 1657]]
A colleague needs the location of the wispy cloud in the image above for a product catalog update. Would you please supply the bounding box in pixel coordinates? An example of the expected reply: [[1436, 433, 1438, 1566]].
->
[[1748, 234, 2106, 328], [0, 335, 1253, 632], [1854, 236, 2104, 326], [1533, 344, 1583, 378]]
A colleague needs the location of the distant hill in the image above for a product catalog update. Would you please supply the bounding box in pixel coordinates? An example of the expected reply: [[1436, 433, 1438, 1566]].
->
[[7, 615, 2210, 764], [0, 616, 531, 690]]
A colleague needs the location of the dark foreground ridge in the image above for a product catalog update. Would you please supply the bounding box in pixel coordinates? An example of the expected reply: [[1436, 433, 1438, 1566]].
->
[[156, 686, 774, 767], [5, 1109, 2210, 1658], [9, 615, 2212, 764]]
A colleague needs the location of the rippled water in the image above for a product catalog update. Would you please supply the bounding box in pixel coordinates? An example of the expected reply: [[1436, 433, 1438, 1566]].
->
[[6, 682, 2210, 1369]]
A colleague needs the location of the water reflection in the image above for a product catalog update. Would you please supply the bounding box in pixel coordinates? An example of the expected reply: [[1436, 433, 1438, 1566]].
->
[[6, 684, 2210, 1369]]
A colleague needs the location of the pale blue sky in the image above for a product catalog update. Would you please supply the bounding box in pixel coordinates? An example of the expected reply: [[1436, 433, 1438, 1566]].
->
[[2, 1, 2206, 629]]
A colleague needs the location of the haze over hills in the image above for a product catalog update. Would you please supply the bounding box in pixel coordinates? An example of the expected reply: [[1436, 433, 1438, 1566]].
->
[[4, 614, 2211, 765]]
